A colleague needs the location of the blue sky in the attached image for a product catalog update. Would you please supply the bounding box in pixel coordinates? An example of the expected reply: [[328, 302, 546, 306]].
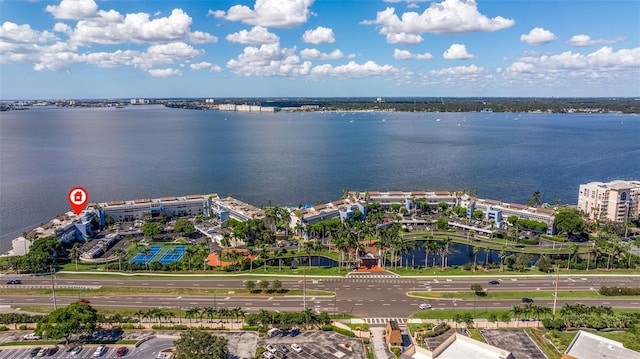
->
[[1, 0, 638, 99]]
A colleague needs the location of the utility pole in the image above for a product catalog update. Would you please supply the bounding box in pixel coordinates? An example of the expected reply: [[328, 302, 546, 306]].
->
[[552, 264, 559, 319], [303, 268, 308, 329], [50, 265, 57, 310]]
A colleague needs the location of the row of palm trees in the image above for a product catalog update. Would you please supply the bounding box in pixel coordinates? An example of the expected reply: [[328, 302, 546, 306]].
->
[[131, 306, 246, 326]]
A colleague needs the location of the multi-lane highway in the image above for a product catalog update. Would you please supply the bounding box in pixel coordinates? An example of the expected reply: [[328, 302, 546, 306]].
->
[[2, 274, 639, 319]]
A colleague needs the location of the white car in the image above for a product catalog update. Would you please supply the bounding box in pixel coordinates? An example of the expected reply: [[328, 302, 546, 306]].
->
[[23, 333, 41, 340], [291, 344, 302, 353], [419, 303, 432, 310], [93, 345, 107, 357], [71, 346, 83, 356], [262, 352, 274, 359], [265, 344, 277, 353]]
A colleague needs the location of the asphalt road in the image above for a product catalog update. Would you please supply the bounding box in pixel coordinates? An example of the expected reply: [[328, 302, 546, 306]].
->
[[2, 275, 639, 319]]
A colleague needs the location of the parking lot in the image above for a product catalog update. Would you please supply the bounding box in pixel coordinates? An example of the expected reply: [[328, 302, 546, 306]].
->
[[258, 330, 365, 359]]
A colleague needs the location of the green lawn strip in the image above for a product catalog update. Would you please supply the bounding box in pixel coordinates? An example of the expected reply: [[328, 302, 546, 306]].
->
[[467, 328, 485, 343], [412, 308, 506, 320], [407, 290, 640, 301], [0, 286, 333, 297], [341, 323, 369, 332], [0, 340, 62, 347], [387, 266, 640, 277], [527, 329, 562, 359]]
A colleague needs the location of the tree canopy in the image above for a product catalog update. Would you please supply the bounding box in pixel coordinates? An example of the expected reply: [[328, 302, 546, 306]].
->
[[20, 236, 61, 273], [141, 222, 164, 237], [173, 328, 229, 359], [173, 219, 195, 235], [36, 302, 98, 344], [554, 208, 585, 235]]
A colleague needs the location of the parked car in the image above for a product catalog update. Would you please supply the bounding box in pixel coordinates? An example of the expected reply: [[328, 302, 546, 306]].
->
[[419, 303, 432, 310], [522, 297, 534, 303], [70, 346, 83, 356], [290, 344, 302, 353], [488, 280, 500, 285], [93, 345, 107, 357], [289, 329, 300, 337], [46, 346, 59, 356], [262, 352, 274, 359], [116, 347, 128, 357], [23, 333, 42, 340], [36, 347, 48, 357], [266, 344, 277, 353], [29, 347, 41, 357], [6, 279, 21, 284], [78, 298, 90, 304], [279, 343, 289, 353]]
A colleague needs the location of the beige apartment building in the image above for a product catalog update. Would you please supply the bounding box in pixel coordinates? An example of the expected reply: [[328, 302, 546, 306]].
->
[[577, 180, 640, 222]]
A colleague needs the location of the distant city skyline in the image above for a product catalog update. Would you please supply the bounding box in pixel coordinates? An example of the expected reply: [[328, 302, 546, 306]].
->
[[1, 0, 639, 99]]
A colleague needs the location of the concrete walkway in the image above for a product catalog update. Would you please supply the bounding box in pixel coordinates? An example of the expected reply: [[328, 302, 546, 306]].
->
[[370, 327, 394, 359]]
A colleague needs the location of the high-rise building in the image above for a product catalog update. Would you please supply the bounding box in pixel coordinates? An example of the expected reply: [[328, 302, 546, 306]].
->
[[577, 180, 640, 222]]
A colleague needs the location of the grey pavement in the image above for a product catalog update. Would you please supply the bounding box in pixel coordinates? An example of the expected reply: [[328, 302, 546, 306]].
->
[[370, 327, 394, 359], [480, 329, 548, 359]]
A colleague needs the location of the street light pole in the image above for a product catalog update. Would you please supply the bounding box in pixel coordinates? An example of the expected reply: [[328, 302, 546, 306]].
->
[[177, 296, 182, 324], [50, 265, 57, 310], [552, 264, 559, 319]]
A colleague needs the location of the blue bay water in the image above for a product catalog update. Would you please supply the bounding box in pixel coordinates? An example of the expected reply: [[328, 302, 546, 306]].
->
[[1, 106, 639, 251]]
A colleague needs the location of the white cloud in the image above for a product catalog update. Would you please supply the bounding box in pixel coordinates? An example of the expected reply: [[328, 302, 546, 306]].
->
[[504, 46, 640, 84], [384, 0, 431, 2], [302, 26, 335, 44], [310, 61, 398, 79], [385, 32, 423, 45], [520, 27, 557, 45], [443, 44, 474, 60], [393, 48, 432, 60], [67, 8, 217, 45], [46, 0, 98, 20], [0, 22, 58, 44], [190, 62, 222, 72], [208, 10, 226, 18], [428, 64, 483, 76], [219, 0, 314, 28], [362, 0, 515, 44], [567, 34, 623, 47], [226, 43, 313, 76], [148, 68, 182, 77], [300, 48, 344, 60], [226, 26, 279, 44]]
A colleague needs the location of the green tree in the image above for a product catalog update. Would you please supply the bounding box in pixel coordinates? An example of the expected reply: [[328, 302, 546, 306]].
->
[[435, 217, 448, 230], [554, 208, 585, 235], [36, 302, 98, 344], [272, 279, 282, 293], [174, 219, 195, 235], [141, 222, 164, 237], [259, 279, 270, 293], [470, 284, 484, 296], [173, 328, 229, 359], [20, 236, 61, 273], [535, 255, 552, 273], [245, 280, 256, 293]]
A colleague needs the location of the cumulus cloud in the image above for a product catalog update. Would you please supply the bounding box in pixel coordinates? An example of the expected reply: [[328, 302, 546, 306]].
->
[[443, 44, 474, 59], [520, 27, 557, 45], [218, 0, 314, 28], [385, 32, 423, 45], [310, 61, 397, 79], [227, 43, 313, 76], [46, 0, 98, 20], [148, 68, 182, 77], [67, 8, 217, 45], [504, 46, 640, 85], [300, 48, 344, 60], [428, 64, 483, 75], [190, 61, 222, 71], [362, 0, 514, 44], [302, 26, 335, 44], [393, 48, 432, 60], [567, 34, 623, 47], [226, 26, 279, 44], [0, 22, 57, 44]]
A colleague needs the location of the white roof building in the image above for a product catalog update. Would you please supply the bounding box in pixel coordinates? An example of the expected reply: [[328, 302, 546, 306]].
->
[[563, 330, 640, 359]]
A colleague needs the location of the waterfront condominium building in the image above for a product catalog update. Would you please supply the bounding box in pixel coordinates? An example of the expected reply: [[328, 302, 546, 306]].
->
[[577, 180, 640, 222]]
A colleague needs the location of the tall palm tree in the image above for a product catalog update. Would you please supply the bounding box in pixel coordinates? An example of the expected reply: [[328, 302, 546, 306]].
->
[[140, 246, 152, 271], [111, 248, 126, 271], [472, 246, 479, 272], [70, 242, 81, 272]]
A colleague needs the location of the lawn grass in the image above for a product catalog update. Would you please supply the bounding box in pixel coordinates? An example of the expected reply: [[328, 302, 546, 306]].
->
[[467, 328, 485, 343], [527, 329, 562, 359], [407, 290, 640, 301]]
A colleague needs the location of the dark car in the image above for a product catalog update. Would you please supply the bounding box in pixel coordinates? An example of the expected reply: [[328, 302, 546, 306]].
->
[[46, 347, 59, 356], [488, 280, 500, 285], [279, 344, 289, 353], [77, 298, 90, 304], [289, 329, 300, 337], [522, 297, 534, 303], [30, 347, 41, 357], [6, 279, 21, 284]]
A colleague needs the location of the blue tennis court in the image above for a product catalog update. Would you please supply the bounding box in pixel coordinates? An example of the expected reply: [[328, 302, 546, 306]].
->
[[158, 246, 186, 264], [130, 245, 162, 264]]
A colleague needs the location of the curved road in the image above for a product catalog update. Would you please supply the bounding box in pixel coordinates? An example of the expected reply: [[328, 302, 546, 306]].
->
[[2, 275, 639, 319]]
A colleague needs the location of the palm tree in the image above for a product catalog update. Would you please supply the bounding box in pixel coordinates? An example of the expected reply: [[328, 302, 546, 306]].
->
[[499, 250, 506, 272], [140, 246, 152, 271], [134, 309, 145, 326], [424, 240, 438, 269], [111, 248, 126, 271], [185, 308, 199, 325], [303, 240, 314, 269], [70, 242, 81, 271], [472, 246, 479, 272]]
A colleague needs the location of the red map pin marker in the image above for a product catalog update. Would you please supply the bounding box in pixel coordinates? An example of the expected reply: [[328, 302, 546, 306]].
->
[[68, 186, 89, 215]]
